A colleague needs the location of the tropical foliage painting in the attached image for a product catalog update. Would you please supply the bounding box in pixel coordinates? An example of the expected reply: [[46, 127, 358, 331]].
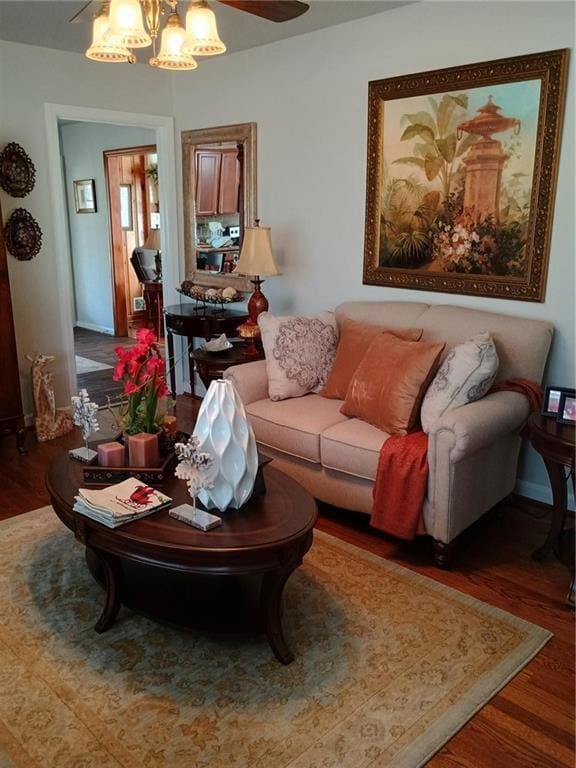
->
[[363, 51, 568, 301], [379, 80, 539, 277]]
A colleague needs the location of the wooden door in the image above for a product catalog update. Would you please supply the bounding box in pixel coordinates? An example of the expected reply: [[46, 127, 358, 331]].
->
[[104, 145, 156, 337], [218, 149, 240, 214], [0, 199, 25, 446], [195, 150, 221, 215]]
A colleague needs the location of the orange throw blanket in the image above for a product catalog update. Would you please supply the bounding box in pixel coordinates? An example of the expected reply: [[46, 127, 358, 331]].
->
[[370, 379, 543, 540]]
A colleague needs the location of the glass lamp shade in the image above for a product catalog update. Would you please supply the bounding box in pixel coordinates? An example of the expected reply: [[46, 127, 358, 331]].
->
[[184, 2, 226, 56], [150, 12, 197, 70], [109, 0, 151, 48], [86, 14, 133, 62], [234, 225, 280, 277]]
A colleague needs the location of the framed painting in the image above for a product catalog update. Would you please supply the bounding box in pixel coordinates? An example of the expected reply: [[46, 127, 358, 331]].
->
[[363, 49, 568, 301], [73, 179, 97, 214]]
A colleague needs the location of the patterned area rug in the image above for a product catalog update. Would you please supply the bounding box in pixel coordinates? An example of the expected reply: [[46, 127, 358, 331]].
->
[[0, 508, 550, 768], [75, 356, 113, 375]]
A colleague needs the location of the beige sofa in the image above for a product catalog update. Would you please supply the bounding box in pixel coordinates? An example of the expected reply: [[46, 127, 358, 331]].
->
[[224, 302, 554, 566]]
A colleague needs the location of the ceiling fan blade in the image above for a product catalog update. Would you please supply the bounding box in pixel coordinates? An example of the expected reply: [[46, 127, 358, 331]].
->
[[69, 0, 100, 24], [217, 1, 309, 23]]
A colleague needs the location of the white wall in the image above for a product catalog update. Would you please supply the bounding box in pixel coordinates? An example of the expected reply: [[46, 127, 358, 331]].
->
[[171, 1, 574, 501], [0, 40, 174, 414], [60, 122, 155, 334]]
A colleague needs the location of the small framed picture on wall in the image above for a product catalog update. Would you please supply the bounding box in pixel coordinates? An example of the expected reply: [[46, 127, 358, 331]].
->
[[74, 179, 97, 214]]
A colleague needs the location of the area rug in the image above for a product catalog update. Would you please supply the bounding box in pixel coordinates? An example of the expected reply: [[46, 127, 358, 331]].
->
[[0, 508, 551, 768], [75, 355, 113, 375]]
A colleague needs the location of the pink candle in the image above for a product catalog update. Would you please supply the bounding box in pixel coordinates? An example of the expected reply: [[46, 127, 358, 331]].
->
[[97, 441, 126, 468], [128, 433, 160, 468]]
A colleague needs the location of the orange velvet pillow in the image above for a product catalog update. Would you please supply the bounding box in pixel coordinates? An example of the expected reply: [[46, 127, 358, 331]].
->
[[341, 332, 445, 435], [321, 319, 423, 400]]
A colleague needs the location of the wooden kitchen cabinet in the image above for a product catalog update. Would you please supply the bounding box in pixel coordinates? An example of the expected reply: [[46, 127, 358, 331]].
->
[[196, 148, 240, 216], [218, 150, 241, 215], [195, 150, 221, 216]]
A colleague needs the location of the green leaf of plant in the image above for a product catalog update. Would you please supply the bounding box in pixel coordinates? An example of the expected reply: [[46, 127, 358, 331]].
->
[[392, 156, 426, 168], [424, 154, 443, 181], [400, 124, 435, 142], [448, 93, 468, 110], [456, 132, 479, 157], [436, 134, 457, 163], [403, 111, 436, 133], [436, 94, 456, 138]]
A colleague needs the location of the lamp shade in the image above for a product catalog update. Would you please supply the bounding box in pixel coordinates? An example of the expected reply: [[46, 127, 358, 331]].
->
[[150, 11, 198, 70], [109, 0, 151, 48], [143, 228, 161, 250], [184, 1, 226, 56], [86, 13, 133, 62], [233, 224, 280, 277]]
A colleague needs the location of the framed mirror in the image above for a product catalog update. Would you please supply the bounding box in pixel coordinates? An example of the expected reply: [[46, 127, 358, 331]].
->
[[182, 122, 257, 292]]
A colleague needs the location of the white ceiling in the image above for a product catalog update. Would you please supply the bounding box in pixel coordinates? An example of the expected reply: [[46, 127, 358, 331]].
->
[[0, 1, 413, 59]]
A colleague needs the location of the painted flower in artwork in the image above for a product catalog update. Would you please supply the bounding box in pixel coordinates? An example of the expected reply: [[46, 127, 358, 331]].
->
[[112, 328, 171, 435]]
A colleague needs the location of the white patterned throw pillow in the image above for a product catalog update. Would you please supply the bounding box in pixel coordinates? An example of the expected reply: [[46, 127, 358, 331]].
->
[[420, 332, 499, 433], [258, 311, 339, 401]]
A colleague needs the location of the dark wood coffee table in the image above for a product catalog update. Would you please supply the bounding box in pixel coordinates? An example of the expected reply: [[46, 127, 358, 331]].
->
[[46, 454, 317, 664]]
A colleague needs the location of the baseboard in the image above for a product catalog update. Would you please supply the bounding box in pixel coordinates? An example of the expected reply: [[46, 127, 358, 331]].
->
[[515, 478, 575, 511], [75, 322, 115, 335]]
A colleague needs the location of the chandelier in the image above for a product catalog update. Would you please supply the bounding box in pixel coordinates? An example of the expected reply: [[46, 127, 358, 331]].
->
[[86, 0, 226, 71]]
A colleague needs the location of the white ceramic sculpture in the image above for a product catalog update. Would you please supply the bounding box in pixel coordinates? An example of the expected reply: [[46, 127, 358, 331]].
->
[[193, 379, 258, 512]]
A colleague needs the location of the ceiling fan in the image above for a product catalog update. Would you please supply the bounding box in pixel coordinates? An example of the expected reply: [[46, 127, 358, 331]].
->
[[70, 0, 310, 25]]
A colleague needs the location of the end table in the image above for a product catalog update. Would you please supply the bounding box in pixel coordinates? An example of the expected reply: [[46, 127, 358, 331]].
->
[[192, 342, 265, 390], [528, 413, 575, 607]]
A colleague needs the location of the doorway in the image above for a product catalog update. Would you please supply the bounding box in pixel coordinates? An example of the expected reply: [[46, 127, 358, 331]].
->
[[45, 104, 182, 406]]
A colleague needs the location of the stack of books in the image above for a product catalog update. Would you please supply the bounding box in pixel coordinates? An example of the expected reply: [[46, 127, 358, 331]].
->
[[74, 478, 172, 528]]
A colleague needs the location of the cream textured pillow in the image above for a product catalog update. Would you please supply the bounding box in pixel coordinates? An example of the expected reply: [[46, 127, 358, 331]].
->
[[258, 311, 339, 401], [420, 332, 499, 433]]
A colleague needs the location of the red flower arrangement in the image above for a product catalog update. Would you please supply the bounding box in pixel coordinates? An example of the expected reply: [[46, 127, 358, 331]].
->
[[112, 328, 170, 435]]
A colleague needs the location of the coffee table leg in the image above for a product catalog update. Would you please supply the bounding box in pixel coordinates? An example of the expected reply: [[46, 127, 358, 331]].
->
[[261, 567, 296, 665], [90, 549, 122, 634]]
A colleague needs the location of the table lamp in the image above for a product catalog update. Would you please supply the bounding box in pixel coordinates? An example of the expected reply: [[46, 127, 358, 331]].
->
[[143, 227, 162, 281], [233, 220, 280, 356]]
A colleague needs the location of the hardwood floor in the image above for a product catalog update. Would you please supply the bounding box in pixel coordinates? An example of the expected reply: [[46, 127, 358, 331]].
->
[[0, 404, 573, 768]]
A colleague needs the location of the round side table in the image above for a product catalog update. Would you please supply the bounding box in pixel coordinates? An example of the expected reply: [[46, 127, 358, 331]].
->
[[528, 413, 575, 607], [192, 342, 265, 390]]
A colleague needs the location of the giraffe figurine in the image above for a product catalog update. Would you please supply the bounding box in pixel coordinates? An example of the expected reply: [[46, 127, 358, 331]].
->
[[26, 353, 73, 442]]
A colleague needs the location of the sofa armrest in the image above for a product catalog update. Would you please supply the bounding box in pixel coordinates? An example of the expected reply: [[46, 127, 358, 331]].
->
[[223, 360, 269, 405], [428, 391, 530, 463]]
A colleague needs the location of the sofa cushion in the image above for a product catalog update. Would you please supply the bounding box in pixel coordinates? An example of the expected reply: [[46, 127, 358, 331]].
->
[[321, 419, 389, 482], [321, 318, 423, 400], [258, 311, 339, 401], [341, 333, 445, 435], [246, 394, 348, 463], [421, 332, 499, 433]]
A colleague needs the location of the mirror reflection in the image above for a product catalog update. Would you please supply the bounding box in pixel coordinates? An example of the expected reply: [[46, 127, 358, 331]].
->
[[181, 123, 257, 293]]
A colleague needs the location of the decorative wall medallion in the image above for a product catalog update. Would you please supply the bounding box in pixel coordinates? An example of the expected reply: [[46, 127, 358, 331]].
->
[[0, 143, 37, 198], [4, 208, 43, 261]]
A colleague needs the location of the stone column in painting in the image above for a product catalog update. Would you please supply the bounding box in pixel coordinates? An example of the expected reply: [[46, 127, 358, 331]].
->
[[457, 96, 520, 223]]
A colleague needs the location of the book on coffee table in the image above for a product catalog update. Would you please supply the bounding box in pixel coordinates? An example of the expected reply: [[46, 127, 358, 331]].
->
[[73, 478, 172, 528]]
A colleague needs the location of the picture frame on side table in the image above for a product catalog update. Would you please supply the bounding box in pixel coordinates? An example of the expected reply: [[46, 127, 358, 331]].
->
[[542, 386, 575, 419], [557, 392, 576, 426], [74, 179, 97, 214], [362, 49, 569, 302]]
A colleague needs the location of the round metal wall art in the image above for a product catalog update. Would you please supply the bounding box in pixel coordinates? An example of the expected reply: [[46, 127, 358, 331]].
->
[[4, 208, 42, 261], [0, 142, 37, 197]]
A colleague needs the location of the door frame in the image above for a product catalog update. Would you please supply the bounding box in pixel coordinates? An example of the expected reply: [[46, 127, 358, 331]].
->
[[103, 144, 157, 337], [44, 104, 184, 399]]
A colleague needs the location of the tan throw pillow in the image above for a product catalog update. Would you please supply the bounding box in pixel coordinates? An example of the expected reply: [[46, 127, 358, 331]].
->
[[341, 333, 445, 435], [322, 319, 423, 400], [420, 332, 499, 433], [258, 311, 339, 401]]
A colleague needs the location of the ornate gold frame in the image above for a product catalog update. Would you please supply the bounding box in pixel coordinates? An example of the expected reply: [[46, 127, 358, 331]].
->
[[182, 122, 257, 292], [363, 49, 569, 302]]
